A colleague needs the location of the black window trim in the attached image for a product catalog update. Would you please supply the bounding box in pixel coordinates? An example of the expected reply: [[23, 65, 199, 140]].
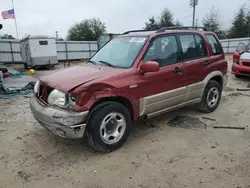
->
[[39, 40, 48, 45], [176, 33, 208, 63], [205, 34, 223, 55], [141, 33, 182, 68]]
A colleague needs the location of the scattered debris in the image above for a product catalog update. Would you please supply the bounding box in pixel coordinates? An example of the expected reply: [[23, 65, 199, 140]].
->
[[168, 116, 207, 130], [237, 88, 250, 91], [210, 167, 215, 170], [17, 171, 30, 181], [202, 117, 216, 121], [211, 146, 216, 149], [224, 87, 235, 91], [0, 81, 35, 99], [213, 126, 245, 130]]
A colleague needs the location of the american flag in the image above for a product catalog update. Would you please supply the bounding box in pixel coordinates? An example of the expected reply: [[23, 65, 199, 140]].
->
[[1, 9, 15, 19]]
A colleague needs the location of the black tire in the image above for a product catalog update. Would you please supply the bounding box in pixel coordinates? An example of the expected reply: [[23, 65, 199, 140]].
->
[[197, 80, 222, 113], [235, 75, 242, 78], [0, 68, 8, 73], [24, 63, 28, 70], [87, 101, 132, 152]]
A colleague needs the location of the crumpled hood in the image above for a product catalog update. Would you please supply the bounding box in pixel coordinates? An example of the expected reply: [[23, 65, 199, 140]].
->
[[40, 64, 121, 92]]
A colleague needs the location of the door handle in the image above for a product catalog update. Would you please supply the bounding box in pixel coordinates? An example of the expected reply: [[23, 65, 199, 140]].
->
[[201, 60, 210, 66], [172, 67, 182, 73]]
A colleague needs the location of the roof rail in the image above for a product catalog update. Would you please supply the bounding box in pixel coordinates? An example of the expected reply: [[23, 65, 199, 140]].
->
[[156, 26, 208, 33], [122, 29, 152, 35]]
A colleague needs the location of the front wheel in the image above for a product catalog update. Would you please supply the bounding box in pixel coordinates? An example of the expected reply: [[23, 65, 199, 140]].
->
[[197, 80, 222, 113], [87, 102, 132, 152]]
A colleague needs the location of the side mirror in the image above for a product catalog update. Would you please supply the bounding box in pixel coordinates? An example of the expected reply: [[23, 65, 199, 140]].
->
[[0, 24, 2, 30], [140, 61, 159, 73]]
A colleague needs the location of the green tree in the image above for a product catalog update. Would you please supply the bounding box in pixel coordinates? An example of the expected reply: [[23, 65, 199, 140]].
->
[[144, 16, 159, 30], [228, 6, 248, 38], [0, 34, 15, 39], [158, 8, 175, 28], [67, 18, 106, 41], [202, 7, 220, 34], [245, 10, 250, 37], [144, 8, 182, 30]]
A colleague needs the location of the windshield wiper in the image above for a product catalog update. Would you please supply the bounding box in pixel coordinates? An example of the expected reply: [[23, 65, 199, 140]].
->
[[98, 60, 116, 68], [87, 60, 97, 65]]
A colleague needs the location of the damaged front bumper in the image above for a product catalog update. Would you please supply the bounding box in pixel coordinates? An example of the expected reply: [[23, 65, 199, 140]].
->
[[30, 96, 89, 139]]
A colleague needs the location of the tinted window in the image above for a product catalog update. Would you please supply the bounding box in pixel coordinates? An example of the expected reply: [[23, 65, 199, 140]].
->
[[143, 35, 178, 67], [195, 35, 207, 57], [206, 35, 222, 55], [39, 41, 48, 45], [180, 35, 198, 61]]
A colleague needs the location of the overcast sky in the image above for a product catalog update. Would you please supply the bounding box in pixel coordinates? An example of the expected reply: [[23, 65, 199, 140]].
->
[[1, 0, 249, 39]]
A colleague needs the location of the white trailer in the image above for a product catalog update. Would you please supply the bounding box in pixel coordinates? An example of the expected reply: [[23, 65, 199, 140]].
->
[[20, 35, 58, 69]]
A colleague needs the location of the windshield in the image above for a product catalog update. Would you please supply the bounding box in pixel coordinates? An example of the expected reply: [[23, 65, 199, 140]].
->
[[90, 36, 147, 68]]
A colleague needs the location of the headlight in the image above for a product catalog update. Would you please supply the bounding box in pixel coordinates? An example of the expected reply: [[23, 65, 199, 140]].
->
[[34, 80, 40, 94], [48, 89, 66, 108], [68, 94, 76, 108]]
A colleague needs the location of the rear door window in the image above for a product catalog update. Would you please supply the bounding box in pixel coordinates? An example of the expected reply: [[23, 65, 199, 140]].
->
[[179, 34, 198, 61], [194, 35, 208, 57], [206, 35, 223, 55]]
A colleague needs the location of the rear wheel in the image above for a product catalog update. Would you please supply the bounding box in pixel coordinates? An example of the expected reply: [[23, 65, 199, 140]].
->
[[87, 102, 132, 152], [197, 80, 222, 113]]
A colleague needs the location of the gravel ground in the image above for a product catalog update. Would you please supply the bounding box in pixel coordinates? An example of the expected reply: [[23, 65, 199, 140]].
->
[[0, 56, 250, 188]]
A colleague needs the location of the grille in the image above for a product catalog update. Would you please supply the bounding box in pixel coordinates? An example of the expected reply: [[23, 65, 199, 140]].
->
[[242, 62, 250, 67], [37, 84, 54, 103], [239, 71, 250, 75]]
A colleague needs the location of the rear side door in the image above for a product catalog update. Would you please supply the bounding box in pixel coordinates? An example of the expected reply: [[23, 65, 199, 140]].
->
[[132, 35, 187, 116], [178, 34, 210, 101], [205, 34, 227, 75], [233, 42, 246, 63]]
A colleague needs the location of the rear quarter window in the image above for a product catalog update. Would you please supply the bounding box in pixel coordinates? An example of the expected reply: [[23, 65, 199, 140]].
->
[[206, 34, 223, 55]]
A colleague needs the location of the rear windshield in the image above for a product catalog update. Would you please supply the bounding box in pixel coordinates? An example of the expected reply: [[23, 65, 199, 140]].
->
[[91, 36, 147, 68]]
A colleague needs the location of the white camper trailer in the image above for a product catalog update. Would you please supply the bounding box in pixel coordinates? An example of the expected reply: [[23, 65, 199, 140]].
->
[[20, 35, 58, 69]]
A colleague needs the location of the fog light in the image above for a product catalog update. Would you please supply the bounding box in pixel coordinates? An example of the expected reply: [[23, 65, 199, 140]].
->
[[55, 128, 66, 138]]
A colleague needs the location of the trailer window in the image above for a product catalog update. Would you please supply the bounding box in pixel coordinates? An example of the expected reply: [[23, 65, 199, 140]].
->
[[39, 41, 48, 45]]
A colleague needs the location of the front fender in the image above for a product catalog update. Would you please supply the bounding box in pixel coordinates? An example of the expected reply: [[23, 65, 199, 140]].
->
[[73, 87, 140, 120]]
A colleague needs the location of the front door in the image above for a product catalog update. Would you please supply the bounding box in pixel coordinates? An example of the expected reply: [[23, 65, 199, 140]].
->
[[132, 35, 187, 116], [233, 42, 246, 63]]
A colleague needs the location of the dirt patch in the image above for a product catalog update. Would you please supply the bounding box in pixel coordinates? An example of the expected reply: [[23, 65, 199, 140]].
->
[[168, 115, 207, 130]]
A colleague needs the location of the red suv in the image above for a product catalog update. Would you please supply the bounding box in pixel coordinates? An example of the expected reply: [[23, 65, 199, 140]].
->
[[30, 27, 228, 152]]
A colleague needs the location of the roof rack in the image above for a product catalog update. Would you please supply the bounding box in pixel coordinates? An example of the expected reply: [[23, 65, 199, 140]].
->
[[122, 29, 152, 35], [156, 26, 208, 33]]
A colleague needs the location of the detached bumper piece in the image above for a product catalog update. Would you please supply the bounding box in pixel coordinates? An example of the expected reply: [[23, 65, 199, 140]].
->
[[30, 96, 89, 139]]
